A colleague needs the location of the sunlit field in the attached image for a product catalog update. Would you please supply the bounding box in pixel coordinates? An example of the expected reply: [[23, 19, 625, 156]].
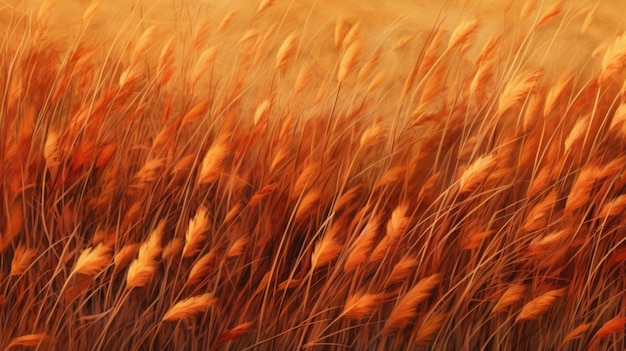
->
[[1, 0, 626, 349]]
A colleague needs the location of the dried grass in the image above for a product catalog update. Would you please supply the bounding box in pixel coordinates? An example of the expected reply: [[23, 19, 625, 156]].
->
[[342, 292, 385, 320], [492, 284, 527, 314], [593, 316, 626, 340], [9, 244, 37, 276], [338, 40, 362, 83], [162, 293, 217, 321], [126, 221, 165, 288], [516, 288, 567, 322], [384, 273, 441, 333], [71, 243, 111, 276], [2, 1, 626, 350]]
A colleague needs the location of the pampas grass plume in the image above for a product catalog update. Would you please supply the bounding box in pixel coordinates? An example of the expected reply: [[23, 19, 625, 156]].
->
[[162, 293, 217, 322]]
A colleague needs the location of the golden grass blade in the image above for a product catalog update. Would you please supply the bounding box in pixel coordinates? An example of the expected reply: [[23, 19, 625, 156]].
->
[[448, 18, 480, 50], [292, 162, 320, 198], [132, 25, 158, 65], [35, 0, 56, 25], [256, 0, 274, 15], [388, 256, 419, 284], [523, 190, 557, 232], [253, 99, 271, 126], [561, 323, 592, 346], [217, 322, 255, 344], [515, 288, 567, 322], [384, 273, 441, 333], [565, 164, 601, 213], [187, 251, 215, 286], [338, 40, 362, 83], [599, 34, 626, 83], [520, 0, 537, 21], [190, 17, 211, 51], [341, 292, 384, 320], [544, 73, 571, 116], [492, 284, 526, 314], [370, 202, 409, 262], [592, 316, 626, 340], [218, 10, 237, 32], [581, 3, 600, 34], [2, 200, 23, 252], [198, 133, 230, 185], [459, 153, 498, 194], [334, 16, 347, 49], [43, 130, 60, 170], [599, 194, 626, 218], [311, 234, 342, 270], [276, 33, 297, 71], [367, 69, 388, 94], [527, 230, 568, 256], [126, 221, 165, 288], [333, 186, 360, 212], [414, 313, 446, 346], [71, 243, 111, 276], [374, 166, 406, 189], [162, 293, 217, 322], [498, 69, 543, 115], [114, 244, 139, 269], [462, 230, 494, 250], [470, 62, 495, 99], [477, 35, 501, 64], [609, 103, 626, 137], [358, 49, 381, 82], [564, 115, 590, 152], [294, 61, 313, 94], [6, 333, 53, 349], [162, 238, 184, 260], [183, 206, 209, 258], [296, 188, 322, 220], [190, 46, 218, 87], [392, 34, 415, 51], [343, 21, 361, 48], [534, 0, 564, 29], [10, 244, 37, 276], [359, 121, 383, 148], [226, 237, 248, 258], [344, 215, 380, 272]]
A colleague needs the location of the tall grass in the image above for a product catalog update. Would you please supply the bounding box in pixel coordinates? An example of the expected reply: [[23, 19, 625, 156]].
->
[[0, 0, 625, 349]]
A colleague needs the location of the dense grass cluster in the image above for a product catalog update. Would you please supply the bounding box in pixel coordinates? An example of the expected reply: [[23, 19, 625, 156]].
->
[[1, 0, 626, 349]]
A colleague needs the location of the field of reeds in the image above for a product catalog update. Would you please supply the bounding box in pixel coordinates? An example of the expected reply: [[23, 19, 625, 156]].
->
[[1, 0, 626, 349]]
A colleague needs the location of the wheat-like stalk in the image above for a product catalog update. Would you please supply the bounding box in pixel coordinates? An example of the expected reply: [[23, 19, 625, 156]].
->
[[516, 288, 567, 322], [9, 244, 36, 276], [413, 312, 447, 346], [162, 293, 217, 321], [183, 207, 210, 258], [492, 284, 527, 314], [71, 243, 111, 276], [448, 18, 480, 50], [338, 40, 362, 83], [217, 321, 255, 344], [342, 292, 385, 320], [561, 323, 592, 346], [5, 333, 53, 349], [384, 273, 441, 333], [276, 33, 297, 71], [593, 316, 626, 340], [126, 221, 165, 288]]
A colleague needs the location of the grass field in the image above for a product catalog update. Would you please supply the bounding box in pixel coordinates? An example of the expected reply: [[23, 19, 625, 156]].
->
[[1, 0, 626, 349]]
